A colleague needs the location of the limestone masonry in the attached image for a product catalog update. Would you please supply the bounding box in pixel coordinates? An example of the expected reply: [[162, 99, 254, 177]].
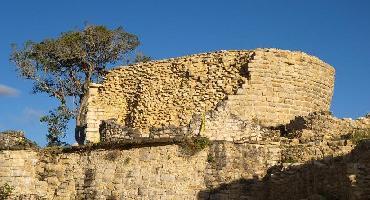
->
[[1, 48, 369, 200], [84, 48, 334, 142]]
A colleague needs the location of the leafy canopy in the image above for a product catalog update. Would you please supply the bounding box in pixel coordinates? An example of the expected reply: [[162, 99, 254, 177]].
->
[[11, 25, 139, 103]]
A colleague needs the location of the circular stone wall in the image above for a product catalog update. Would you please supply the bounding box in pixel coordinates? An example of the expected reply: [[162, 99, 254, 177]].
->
[[229, 49, 335, 126], [84, 48, 335, 138]]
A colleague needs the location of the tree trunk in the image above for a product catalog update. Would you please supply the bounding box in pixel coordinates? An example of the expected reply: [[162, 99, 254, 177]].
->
[[75, 68, 92, 145], [75, 93, 88, 145]]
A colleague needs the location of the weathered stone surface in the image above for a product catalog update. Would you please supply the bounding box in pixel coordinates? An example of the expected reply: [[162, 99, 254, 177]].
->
[[1, 112, 369, 199], [83, 49, 335, 142], [0, 130, 38, 150], [0, 139, 277, 199]]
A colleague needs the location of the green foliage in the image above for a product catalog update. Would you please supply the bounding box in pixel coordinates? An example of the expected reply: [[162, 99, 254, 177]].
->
[[0, 183, 14, 200], [124, 157, 131, 165], [180, 137, 211, 156], [350, 128, 370, 145], [10, 24, 143, 145], [40, 105, 73, 146], [194, 137, 211, 150], [207, 154, 215, 163], [11, 25, 140, 102]]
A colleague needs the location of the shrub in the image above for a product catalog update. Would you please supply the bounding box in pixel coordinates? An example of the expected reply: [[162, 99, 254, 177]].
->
[[207, 154, 215, 163], [350, 128, 370, 145], [0, 183, 14, 200], [193, 137, 211, 150], [180, 137, 211, 156]]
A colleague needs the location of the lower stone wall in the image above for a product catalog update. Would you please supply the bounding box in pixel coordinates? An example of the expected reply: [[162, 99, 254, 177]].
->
[[0, 140, 280, 200], [1, 139, 370, 199], [1, 112, 370, 199]]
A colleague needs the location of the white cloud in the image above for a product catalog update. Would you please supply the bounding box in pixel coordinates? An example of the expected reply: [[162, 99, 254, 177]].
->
[[22, 107, 44, 122], [0, 84, 19, 96], [11, 107, 44, 125]]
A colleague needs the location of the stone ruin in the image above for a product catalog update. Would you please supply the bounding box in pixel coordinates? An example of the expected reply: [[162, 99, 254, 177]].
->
[[0, 130, 37, 150], [0, 48, 369, 200], [82, 48, 335, 143]]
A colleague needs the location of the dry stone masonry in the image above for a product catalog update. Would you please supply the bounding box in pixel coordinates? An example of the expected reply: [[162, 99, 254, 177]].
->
[[1, 48, 369, 200], [84, 48, 334, 143]]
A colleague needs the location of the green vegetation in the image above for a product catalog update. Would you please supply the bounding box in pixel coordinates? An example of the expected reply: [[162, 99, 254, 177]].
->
[[124, 157, 131, 165], [180, 137, 211, 156], [350, 128, 370, 145], [10, 24, 148, 146], [199, 112, 206, 134], [282, 156, 298, 163], [0, 183, 14, 200], [207, 154, 215, 163], [193, 137, 211, 151], [40, 106, 73, 146]]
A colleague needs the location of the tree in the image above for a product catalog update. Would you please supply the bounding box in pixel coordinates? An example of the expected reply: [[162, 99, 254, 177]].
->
[[40, 105, 73, 146], [11, 25, 141, 146]]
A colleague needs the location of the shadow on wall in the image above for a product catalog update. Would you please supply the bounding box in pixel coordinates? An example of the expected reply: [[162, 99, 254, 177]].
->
[[197, 140, 370, 200]]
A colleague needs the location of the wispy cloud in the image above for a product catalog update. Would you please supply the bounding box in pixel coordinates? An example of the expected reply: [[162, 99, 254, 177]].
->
[[0, 84, 20, 97], [22, 107, 44, 122], [11, 107, 44, 125]]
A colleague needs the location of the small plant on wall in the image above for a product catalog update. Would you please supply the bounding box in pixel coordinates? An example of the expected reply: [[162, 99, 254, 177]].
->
[[180, 137, 211, 156], [0, 183, 14, 200], [199, 112, 206, 135], [281, 155, 298, 164], [350, 128, 370, 145], [207, 154, 215, 163]]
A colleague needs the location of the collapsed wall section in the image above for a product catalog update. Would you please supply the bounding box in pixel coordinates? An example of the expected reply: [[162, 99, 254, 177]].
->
[[280, 112, 370, 163], [85, 50, 253, 141]]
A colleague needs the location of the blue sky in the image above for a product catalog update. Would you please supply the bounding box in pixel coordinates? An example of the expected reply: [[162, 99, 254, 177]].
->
[[0, 0, 369, 146]]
